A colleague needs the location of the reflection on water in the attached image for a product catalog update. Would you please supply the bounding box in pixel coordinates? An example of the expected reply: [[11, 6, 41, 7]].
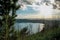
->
[[14, 23, 45, 34]]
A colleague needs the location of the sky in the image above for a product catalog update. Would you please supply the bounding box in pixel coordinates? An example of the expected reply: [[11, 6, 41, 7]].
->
[[16, 0, 60, 20]]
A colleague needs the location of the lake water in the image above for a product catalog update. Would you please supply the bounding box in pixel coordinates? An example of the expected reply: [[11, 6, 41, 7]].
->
[[14, 23, 45, 34]]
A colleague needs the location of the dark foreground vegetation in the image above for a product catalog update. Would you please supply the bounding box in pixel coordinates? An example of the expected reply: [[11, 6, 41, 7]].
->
[[24, 26, 60, 40]]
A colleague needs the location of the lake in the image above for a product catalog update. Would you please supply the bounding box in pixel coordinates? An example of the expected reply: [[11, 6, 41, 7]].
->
[[14, 22, 45, 34]]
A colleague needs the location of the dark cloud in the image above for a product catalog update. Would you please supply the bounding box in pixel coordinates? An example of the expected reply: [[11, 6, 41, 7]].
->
[[56, 0, 60, 1], [22, 0, 32, 5], [53, 4, 57, 9]]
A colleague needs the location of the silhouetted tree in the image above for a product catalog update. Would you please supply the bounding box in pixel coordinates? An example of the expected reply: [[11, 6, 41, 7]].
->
[[0, 0, 20, 40], [20, 27, 29, 40]]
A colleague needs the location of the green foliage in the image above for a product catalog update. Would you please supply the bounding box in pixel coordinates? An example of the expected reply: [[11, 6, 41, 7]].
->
[[24, 27, 60, 40], [0, 0, 20, 40], [17, 27, 28, 40], [20, 27, 28, 35]]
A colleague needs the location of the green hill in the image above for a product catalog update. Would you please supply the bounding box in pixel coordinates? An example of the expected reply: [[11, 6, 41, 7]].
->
[[24, 26, 60, 40]]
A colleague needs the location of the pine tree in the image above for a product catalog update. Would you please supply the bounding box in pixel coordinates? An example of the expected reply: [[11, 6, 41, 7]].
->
[[0, 0, 20, 40]]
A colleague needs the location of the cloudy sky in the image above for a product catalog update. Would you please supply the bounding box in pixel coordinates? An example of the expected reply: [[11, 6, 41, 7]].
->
[[16, 0, 60, 20]]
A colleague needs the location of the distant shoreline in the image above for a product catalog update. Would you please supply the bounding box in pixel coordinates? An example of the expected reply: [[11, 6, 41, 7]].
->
[[16, 19, 60, 23]]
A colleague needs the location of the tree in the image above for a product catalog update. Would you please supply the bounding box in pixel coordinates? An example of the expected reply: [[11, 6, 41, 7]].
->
[[20, 27, 28, 40], [0, 0, 20, 40]]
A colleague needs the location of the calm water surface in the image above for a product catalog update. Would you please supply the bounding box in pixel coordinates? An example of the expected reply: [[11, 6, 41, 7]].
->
[[14, 23, 45, 34]]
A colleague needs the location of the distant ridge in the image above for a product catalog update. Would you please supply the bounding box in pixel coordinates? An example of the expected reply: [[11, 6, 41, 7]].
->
[[16, 19, 60, 23]]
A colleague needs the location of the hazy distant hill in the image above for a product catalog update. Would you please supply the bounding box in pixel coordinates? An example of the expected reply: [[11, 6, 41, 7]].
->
[[16, 19, 60, 23]]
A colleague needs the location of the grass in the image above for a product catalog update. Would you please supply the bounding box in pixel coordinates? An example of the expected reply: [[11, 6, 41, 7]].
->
[[23, 27, 60, 40]]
